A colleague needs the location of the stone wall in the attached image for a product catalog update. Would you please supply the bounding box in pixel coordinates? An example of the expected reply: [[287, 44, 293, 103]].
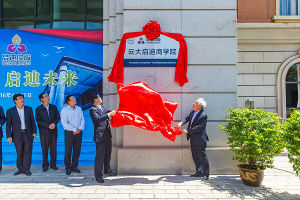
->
[[238, 23, 300, 115], [103, 0, 239, 174]]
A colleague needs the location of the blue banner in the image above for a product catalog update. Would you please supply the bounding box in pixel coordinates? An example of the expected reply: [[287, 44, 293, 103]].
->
[[0, 29, 103, 165]]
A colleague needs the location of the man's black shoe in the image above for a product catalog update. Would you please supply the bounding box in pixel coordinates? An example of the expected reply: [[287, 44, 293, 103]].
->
[[190, 172, 202, 177], [24, 170, 32, 176], [71, 168, 81, 173], [14, 170, 22, 176], [96, 176, 104, 183], [42, 168, 48, 172], [105, 170, 117, 176], [50, 166, 58, 170], [66, 169, 71, 175], [201, 176, 209, 181]]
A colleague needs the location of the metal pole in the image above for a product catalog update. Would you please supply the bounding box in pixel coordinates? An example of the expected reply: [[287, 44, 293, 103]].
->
[[245, 99, 254, 109]]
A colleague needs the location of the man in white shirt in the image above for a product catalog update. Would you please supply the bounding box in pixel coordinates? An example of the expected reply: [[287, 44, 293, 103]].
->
[[6, 93, 37, 176], [61, 95, 85, 175]]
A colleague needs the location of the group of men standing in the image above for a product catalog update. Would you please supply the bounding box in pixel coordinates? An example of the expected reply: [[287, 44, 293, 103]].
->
[[0, 92, 117, 183], [0, 94, 210, 183]]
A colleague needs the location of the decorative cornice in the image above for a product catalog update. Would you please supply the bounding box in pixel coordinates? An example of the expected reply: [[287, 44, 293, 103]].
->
[[238, 23, 300, 43]]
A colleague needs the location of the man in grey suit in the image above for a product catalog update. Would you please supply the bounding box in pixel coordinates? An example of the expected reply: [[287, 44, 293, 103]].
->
[[178, 98, 209, 180], [0, 105, 5, 172], [89, 93, 116, 183], [6, 93, 37, 176]]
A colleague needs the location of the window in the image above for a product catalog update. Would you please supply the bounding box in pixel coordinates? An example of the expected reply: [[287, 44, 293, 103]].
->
[[274, 0, 300, 21], [0, 0, 103, 29], [285, 64, 300, 117], [280, 0, 300, 15], [53, 0, 85, 20], [277, 55, 300, 119]]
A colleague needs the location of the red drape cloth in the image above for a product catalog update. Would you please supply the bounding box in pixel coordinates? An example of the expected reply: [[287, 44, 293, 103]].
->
[[107, 32, 188, 86], [110, 81, 183, 142]]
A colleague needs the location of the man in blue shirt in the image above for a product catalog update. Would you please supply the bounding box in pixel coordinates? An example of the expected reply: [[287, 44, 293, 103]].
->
[[61, 95, 85, 175]]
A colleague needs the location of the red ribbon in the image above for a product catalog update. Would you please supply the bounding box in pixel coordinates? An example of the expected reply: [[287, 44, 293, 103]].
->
[[107, 21, 188, 86]]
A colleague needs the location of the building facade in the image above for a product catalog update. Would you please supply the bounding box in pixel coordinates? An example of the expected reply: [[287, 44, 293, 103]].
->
[[0, 0, 240, 175], [238, 0, 300, 119], [104, 0, 238, 174], [4, 0, 297, 175]]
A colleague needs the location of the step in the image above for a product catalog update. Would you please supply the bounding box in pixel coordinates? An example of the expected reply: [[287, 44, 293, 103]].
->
[[2, 140, 96, 165]]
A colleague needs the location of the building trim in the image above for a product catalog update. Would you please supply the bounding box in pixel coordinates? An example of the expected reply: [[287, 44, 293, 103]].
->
[[273, 15, 300, 22], [238, 23, 300, 43]]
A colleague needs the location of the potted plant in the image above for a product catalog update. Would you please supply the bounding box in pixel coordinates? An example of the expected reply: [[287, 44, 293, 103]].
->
[[220, 108, 284, 187], [282, 110, 300, 176]]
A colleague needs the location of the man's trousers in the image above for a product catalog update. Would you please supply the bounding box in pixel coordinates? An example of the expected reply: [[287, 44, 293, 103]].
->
[[64, 131, 82, 170]]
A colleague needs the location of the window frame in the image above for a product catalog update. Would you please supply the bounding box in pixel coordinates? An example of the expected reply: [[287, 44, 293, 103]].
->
[[285, 64, 300, 117], [277, 53, 300, 119], [274, 0, 300, 22]]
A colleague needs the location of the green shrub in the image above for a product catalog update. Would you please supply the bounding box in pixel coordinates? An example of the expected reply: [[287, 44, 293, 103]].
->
[[282, 110, 300, 175], [220, 108, 284, 170]]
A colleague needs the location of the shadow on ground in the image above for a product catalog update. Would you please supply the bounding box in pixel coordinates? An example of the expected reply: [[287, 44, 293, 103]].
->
[[0, 165, 299, 200], [205, 176, 300, 200]]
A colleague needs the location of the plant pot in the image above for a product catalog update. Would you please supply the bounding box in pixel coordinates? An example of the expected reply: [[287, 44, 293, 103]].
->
[[238, 164, 264, 187]]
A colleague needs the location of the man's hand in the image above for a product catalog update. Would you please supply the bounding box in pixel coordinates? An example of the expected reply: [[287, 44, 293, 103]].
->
[[7, 137, 12, 143], [108, 110, 117, 117], [182, 129, 188, 134], [32, 133, 37, 138], [73, 129, 81, 135], [49, 123, 56, 129]]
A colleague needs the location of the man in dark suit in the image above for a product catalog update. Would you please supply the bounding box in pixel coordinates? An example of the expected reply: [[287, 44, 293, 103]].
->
[[6, 93, 37, 176], [178, 98, 209, 180], [35, 93, 60, 172], [0, 105, 5, 172], [89, 93, 117, 183]]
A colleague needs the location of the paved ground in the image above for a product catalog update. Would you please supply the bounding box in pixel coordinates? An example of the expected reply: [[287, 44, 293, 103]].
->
[[0, 156, 299, 200]]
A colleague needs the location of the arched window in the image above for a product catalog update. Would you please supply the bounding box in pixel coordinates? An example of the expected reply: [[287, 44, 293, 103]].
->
[[285, 64, 300, 117], [277, 54, 300, 118]]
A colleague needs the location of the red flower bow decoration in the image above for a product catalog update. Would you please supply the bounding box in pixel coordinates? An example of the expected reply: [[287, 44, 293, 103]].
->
[[143, 21, 161, 40]]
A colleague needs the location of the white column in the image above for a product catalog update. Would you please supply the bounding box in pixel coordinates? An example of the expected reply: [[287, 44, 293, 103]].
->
[[49, 85, 57, 104], [54, 65, 67, 111]]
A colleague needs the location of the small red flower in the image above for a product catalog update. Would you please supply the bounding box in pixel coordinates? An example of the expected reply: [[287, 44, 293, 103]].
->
[[143, 21, 161, 40]]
